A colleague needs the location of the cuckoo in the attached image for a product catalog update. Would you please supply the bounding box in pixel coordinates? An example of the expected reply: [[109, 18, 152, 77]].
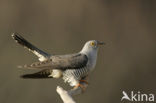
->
[[12, 33, 104, 89]]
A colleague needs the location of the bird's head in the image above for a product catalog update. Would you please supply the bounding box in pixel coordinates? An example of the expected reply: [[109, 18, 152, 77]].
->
[[80, 40, 105, 54]]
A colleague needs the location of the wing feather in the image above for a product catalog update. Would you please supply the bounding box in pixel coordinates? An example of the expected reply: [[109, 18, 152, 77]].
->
[[21, 69, 53, 78], [23, 53, 88, 70]]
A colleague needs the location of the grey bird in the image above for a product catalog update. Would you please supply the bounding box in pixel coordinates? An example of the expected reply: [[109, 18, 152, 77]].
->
[[12, 33, 104, 89]]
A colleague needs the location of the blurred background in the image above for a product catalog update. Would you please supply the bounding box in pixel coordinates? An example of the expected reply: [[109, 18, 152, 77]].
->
[[0, 0, 156, 103]]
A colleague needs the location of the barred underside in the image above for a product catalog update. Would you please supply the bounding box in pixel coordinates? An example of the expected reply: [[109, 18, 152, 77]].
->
[[62, 67, 89, 86]]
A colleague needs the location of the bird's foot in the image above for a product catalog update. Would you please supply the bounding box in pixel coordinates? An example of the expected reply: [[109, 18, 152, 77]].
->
[[73, 83, 86, 92], [80, 79, 89, 84]]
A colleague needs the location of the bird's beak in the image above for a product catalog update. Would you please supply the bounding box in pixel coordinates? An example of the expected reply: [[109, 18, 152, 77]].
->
[[97, 41, 105, 45]]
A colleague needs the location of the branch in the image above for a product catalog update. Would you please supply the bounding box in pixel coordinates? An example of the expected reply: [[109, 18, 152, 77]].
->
[[56, 83, 88, 103]]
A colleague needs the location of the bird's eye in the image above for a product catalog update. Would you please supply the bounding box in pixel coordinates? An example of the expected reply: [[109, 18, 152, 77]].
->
[[90, 42, 95, 46]]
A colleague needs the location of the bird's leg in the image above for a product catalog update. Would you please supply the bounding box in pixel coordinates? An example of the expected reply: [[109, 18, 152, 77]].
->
[[80, 75, 89, 84], [69, 78, 89, 95], [73, 83, 86, 92], [80, 79, 89, 84], [73, 78, 89, 92]]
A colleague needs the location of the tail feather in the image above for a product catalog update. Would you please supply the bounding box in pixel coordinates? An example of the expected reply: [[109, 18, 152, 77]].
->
[[12, 32, 50, 61], [21, 69, 53, 79]]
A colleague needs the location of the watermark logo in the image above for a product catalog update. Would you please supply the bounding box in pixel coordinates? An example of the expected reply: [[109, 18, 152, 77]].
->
[[121, 91, 155, 102]]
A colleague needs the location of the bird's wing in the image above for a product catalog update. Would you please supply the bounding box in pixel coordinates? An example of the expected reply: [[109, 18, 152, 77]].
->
[[22, 53, 88, 70], [21, 69, 53, 79]]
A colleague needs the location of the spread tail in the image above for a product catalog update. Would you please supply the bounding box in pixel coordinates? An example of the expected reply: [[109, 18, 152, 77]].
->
[[12, 32, 50, 61]]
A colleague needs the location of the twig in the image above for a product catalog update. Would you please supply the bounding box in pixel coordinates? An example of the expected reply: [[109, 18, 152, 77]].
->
[[56, 83, 88, 103]]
